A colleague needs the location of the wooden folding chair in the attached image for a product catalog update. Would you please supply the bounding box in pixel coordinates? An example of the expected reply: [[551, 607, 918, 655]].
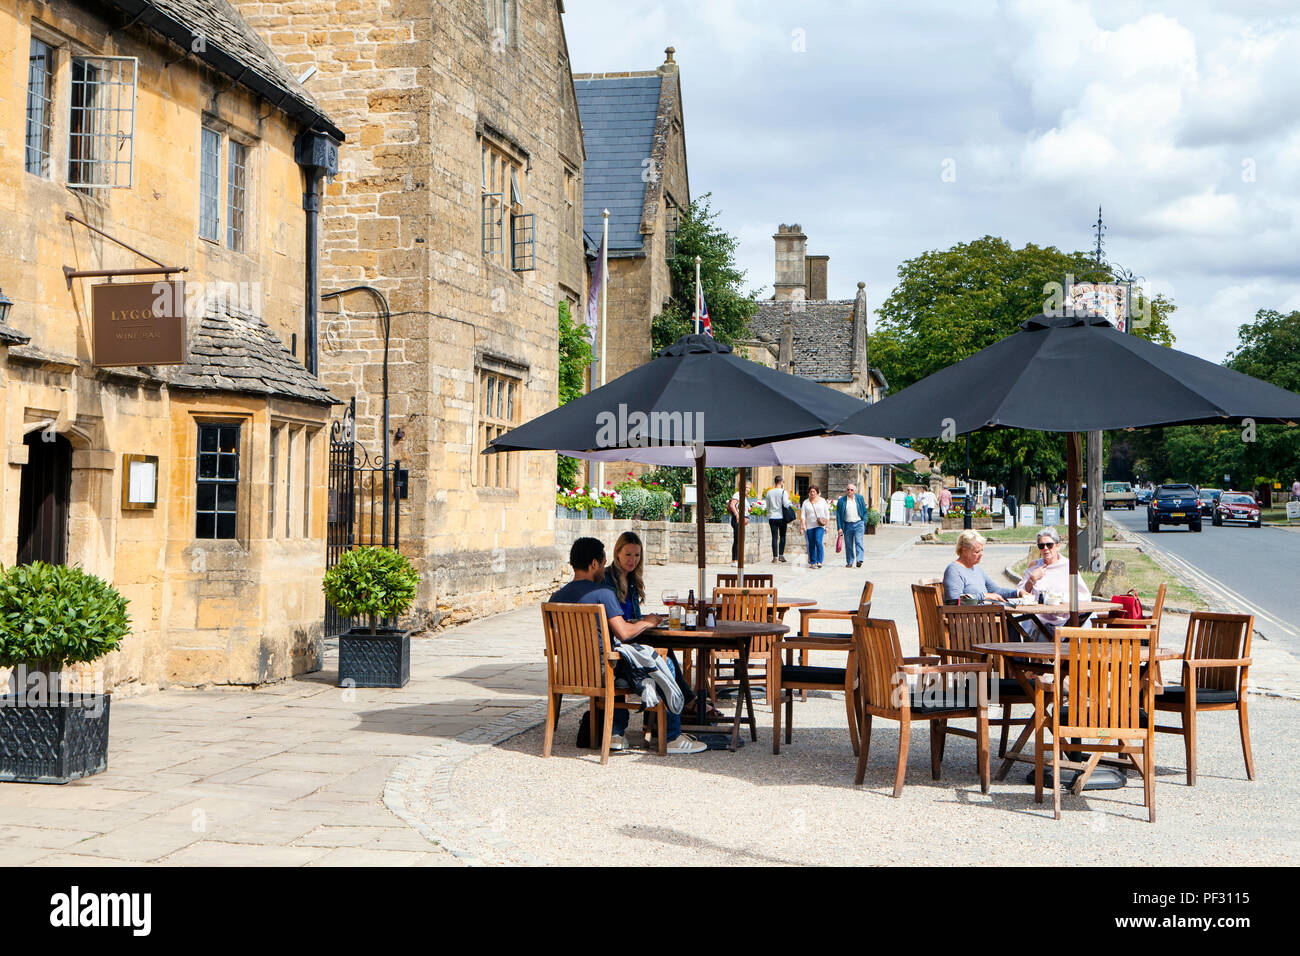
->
[[709, 587, 778, 702], [937, 604, 1031, 759], [1035, 627, 1156, 821], [1154, 612, 1254, 786], [541, 603, 666, 763], [851, 616, 990, 797]]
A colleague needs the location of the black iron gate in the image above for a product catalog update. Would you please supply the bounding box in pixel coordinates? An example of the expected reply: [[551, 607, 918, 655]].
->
[[325, 397, 403, 638]]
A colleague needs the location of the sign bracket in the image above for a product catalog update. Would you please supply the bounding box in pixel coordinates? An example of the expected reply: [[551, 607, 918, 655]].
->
[[62, 213, 187, 289]]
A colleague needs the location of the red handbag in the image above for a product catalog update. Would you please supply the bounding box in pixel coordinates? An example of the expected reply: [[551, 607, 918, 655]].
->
[[1107, 589, 1144, 627]]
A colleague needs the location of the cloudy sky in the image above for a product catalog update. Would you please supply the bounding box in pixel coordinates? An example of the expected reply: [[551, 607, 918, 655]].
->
[[564, 0, 1300, 362]]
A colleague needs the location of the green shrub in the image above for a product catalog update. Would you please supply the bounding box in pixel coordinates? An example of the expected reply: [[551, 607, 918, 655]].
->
[[614, 484, 671, 520], [322, 546, 420, 634], [0, 562, 130, 672]]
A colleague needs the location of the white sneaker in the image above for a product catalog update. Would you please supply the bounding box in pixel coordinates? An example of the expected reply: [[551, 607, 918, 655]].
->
[[664, 734, 708, 755], [607, 734, 628, 752]]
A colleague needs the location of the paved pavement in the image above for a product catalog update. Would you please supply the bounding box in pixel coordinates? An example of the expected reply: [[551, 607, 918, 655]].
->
[[1, 522, 1294, 866], [1110, 509, 1300, 654]]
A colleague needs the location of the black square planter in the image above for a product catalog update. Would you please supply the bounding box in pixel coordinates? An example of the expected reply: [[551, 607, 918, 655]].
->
[[0, 695, 111, 784], [338, 628, 410, 688]]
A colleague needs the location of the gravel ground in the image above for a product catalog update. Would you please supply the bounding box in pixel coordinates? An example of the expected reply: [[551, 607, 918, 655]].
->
[[452, 689, 1299, 866]]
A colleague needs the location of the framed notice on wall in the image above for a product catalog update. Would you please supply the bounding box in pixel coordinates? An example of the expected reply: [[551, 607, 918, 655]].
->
[[122, 454, 158, 510]]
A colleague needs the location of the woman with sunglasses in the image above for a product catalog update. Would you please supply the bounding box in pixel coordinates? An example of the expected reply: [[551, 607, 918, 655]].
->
[[942, 530, 1019, 604], [1015, 526, 1091, 638]]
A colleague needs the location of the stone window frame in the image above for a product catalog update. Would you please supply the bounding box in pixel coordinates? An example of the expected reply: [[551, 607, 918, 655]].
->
[[195, 421, 242, 541], [484, 0, 514, 48], [25, 36, 56, 178], [562, 162, 578, 239], [475, 355, 527, 492], [480, 135, 532, 271]]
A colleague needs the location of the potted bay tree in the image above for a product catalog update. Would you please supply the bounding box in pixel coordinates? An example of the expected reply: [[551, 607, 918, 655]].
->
[[0, 562, 129, 784], [323, 546, 420, 688]]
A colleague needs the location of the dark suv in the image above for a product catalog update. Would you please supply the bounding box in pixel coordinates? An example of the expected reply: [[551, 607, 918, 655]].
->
[[1148, 484, 1202, 532]]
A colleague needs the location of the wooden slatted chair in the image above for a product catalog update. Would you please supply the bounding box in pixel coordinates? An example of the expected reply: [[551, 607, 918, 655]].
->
[[770, 630, 860, 755], [1035, 627, 1156, 822], [912, 581, 944, 656], [1154, 612, 1254, 786], [791, 581, 873, 701], [937, 604, 1030, 759], [850, 616, 990, 797], [715, 573, 775, 590], [541, 603, 666, 764], [709, 587, 778, 702]]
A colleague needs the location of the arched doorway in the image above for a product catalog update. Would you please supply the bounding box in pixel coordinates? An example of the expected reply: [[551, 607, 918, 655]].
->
[[17, 431, 71, 566]]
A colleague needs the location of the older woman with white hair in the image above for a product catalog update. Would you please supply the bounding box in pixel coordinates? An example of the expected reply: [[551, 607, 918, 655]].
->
[[942, 530, 1020, 605], [1014, 526, 1091, 639]]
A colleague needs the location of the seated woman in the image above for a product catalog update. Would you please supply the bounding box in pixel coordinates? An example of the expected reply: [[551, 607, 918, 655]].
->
[[1013, 527, 1092, 640], [602, 531, 707, 728], [943, 530, 1019, 604]]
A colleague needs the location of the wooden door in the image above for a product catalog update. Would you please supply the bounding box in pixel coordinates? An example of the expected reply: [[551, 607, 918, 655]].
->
[[17, 431, 71, 566]]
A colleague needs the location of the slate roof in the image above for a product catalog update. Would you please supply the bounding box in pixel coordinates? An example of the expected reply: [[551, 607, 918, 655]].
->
[[751, 300, 858, 382], [574, 74, 663, 253], [102, 0, 343, 139], [159, 308, 338, 406], [0, 324, 31, 347]]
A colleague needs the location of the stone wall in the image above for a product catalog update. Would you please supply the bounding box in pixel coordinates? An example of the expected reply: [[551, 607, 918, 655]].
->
[[236, 0, 586, 629], [553, 517, 765, 567]]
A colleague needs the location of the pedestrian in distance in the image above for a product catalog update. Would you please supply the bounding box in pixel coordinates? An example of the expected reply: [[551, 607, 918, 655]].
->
[[764, 476, 794, 562], [835, 483, 868, 568], [904, 490, 915, 525], [939, 485, 952, 517], [726, 478, 749, 563], [799, 485, 830, 568], [921, 488, 938, 523]]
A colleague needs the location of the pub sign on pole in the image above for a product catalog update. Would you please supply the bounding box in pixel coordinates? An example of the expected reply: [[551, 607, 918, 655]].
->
[[92, 280, 187, 367]]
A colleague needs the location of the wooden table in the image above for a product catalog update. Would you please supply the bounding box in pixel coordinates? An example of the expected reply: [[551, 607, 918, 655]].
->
[[1002, 600, 1122, 641], [649, 620, 789, 750], [974, 639, 1180, 783]]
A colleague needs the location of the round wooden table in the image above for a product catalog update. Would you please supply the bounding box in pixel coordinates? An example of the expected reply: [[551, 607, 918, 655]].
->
[[649, 620, 789, 750], [1001, 600, 1122, 641]]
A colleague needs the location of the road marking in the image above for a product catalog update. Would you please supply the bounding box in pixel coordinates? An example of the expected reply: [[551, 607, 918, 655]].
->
[[1126, 526, 1299, 642]]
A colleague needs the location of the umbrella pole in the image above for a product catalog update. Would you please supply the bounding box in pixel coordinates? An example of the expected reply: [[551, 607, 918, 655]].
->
[[737, 467, 748, 579], [695, 452, 707, 600], [1067, 431, 1081, 627]]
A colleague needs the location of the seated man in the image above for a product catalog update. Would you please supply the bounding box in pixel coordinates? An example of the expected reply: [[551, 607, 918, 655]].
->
[[550, 537, 706, 754]]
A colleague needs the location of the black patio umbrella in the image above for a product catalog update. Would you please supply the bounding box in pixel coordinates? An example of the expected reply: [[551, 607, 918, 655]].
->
[[832, 313, 1300, 617], [485, 334, 871, 596]]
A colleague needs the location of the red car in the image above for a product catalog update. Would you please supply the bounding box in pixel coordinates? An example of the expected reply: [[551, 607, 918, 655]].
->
[[1213, 492, 1262, 528]]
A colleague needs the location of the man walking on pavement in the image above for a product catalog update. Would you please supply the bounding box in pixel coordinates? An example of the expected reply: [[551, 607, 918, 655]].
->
[[764, 476, 794, 562], [836, 483, 867, 568], [939, 485, 952, 518]]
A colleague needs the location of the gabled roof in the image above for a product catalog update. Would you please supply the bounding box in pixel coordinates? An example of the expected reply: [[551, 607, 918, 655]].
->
[[574, 74, 663, 254], [751, 300, 859, 382], [159, 308, 338, 406], [102, 0, 343, 140]]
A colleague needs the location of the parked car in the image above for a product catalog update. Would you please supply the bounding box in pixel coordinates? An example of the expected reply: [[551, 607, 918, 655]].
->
[[1147, 483, 1202, 532], [1197, 488, 1222, 516], [1213, 492, 1262, 528], [1103, 481, 1136, 510]]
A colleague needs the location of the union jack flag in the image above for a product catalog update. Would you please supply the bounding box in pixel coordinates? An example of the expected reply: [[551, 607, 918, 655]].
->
[[696, 286, 713, 337]]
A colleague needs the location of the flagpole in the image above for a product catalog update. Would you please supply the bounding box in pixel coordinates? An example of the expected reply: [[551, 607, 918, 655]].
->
[[693, 255, 702, 335], [597, 209, 609, 496]]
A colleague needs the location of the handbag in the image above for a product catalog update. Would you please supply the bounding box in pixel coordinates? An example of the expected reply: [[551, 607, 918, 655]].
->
[[835, 530, 843, 553], [1107, 589, 1144, 627], [782, 503, 797, 524]]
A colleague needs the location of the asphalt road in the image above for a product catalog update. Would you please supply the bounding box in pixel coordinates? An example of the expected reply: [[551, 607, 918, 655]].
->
[[1109, 507, 1300, 655]]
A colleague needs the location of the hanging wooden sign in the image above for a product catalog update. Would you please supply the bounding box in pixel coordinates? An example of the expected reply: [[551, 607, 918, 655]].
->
[[92, 280, 187, 367]]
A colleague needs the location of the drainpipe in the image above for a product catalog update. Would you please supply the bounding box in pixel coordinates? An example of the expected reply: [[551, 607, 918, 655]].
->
[[293, 131, 341, 375]]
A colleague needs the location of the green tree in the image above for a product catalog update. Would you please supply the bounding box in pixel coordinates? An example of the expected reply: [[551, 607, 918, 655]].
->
[[651, 193, 758, 352], [556, 300, 592, 488], [869, 236, 1177, 499]]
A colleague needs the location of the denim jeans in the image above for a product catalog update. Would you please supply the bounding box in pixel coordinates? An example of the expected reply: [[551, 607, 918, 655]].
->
[[923, 506, 934, 523], [842, 519, 865, 564], [805, 526, 825, 564], [613, 655, 686, 741], [769, 518, 787, 557]]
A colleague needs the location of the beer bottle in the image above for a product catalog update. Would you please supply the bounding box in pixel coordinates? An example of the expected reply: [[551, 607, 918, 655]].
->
[[684, 590, 697, 631]]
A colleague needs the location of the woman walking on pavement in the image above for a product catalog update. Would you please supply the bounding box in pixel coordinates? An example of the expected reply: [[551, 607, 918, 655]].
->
[[799, 485, 830, 568]]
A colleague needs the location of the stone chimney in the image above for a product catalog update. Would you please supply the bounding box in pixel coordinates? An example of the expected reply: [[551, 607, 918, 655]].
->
[[773, 224, 807, 301], [805, 255, 828, 300]]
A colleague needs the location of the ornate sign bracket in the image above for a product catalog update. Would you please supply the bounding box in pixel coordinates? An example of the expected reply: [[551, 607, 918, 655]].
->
[[62, 213, 188, 289]]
